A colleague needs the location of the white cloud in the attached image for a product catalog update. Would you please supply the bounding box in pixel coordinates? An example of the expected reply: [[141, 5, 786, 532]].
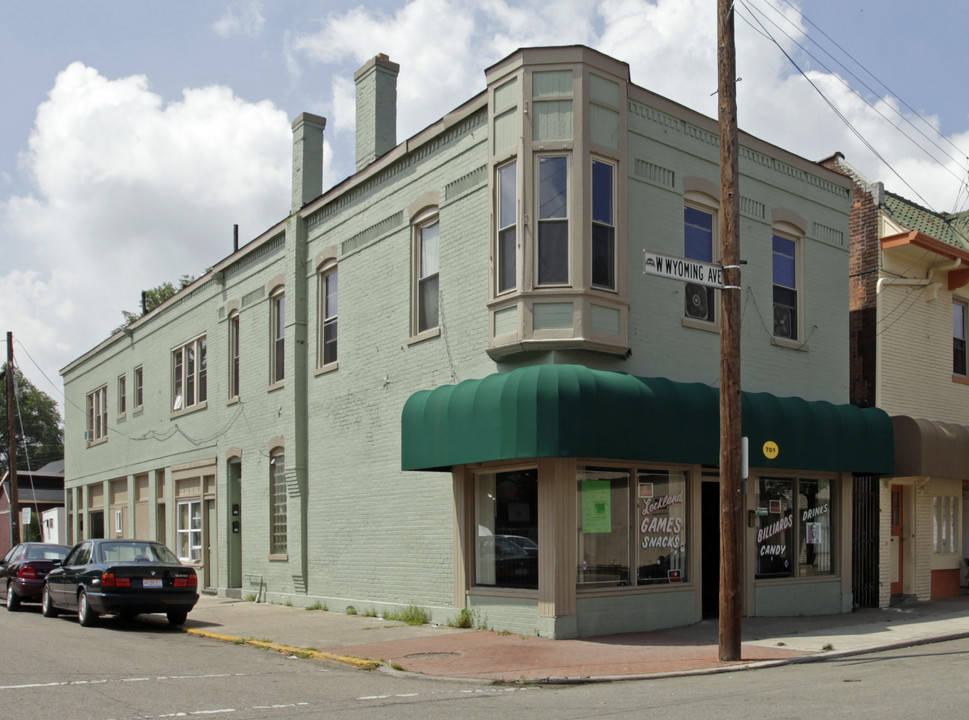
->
[[0, 62, 291, 395], [286, 0, 969, 211], [213, 0, 266, 39]]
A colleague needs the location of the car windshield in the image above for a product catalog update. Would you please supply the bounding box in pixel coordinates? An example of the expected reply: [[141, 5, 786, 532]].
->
[[24, 545, 69, 561], [97, 542, 179, 564]]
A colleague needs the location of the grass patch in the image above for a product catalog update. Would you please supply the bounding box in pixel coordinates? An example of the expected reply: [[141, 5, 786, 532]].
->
[[447, 607, 478, 629], [243, 594, 256, 602], [305, 600, 327, 611], [345, 606, 358, 616], [383, 605, 431, 626]]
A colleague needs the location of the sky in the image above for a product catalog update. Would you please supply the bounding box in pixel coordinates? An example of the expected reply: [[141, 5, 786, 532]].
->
[[2, 0, 968, 416]]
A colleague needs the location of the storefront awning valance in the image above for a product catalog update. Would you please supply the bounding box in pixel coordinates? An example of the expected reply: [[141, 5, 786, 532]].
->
[[401, 365, 894, 474], [891, 415, 969, 479]]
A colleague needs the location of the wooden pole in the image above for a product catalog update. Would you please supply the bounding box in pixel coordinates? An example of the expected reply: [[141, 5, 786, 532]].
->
[[6, 332, 20, 545], [717, 0, 743, 661]]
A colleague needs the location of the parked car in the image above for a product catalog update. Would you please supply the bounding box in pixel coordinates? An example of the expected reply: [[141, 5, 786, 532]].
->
[[42, 539, 198, 627], [1, 542, 71, 610]]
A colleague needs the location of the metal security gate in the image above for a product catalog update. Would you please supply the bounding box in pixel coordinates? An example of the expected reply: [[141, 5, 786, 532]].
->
[[852, 474, 880, 608]]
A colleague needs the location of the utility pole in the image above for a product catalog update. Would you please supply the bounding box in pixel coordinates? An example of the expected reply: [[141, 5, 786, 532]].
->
[[717, 0, 743, 661], [6, 332, 20, 545]]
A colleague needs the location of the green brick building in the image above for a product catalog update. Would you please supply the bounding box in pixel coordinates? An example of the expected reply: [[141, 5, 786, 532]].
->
[[62, 46, 892, 638]]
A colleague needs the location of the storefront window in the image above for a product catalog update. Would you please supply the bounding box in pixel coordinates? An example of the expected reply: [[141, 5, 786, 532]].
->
[[577, 469, 630, 585], [475, 469, 538, 589], [798, 479, 832, 576], [756, 477, 833, 579], [576, 466, 688, 587], [636, 470, 688, 585]]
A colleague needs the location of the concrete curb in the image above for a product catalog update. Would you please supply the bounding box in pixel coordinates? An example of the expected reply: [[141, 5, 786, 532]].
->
[[507, 629, 969, 685], [182, 624, 969, 686], [184, 628, 381, 670]]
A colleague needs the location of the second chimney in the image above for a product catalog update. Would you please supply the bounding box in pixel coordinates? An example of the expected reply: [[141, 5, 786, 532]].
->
[[355, 54, 399, 172]]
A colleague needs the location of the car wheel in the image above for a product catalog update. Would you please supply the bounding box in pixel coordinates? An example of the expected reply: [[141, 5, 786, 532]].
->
[[41, 584, 59, 617], [77, 589, 98, 627], [5, 583, 20, 611], [166, 611, 188, 627]]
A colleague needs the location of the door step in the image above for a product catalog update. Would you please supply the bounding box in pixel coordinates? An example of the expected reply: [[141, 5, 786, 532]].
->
[[889, 593, 918, 607]]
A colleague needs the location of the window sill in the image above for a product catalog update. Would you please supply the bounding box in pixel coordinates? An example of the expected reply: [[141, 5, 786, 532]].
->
[[268, 553, 288, 562], [267, 381, 285, 393], [753, 574, 838, 585], [133, 406, 144, 416], [952, 374, 969, 386], [314, 361, 339, 377], [86, 437, 108, 448], [170, 400, 208, 420], [407, 327, 440, 346], [770, 337, 809, 352], [227, 396, 240, 406], [469, 585, 538, 599], [577, 582, 695, 597], [681, 317, 720, 333]]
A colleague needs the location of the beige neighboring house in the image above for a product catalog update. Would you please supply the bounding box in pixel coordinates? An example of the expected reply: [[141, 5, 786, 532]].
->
[[826, 154, 969, 607]]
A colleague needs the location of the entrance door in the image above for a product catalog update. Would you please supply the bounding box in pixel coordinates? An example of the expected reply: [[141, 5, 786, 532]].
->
[[204, 499, 218, 590], [890, 485, 903, 595], [701, 481, 721, 618]]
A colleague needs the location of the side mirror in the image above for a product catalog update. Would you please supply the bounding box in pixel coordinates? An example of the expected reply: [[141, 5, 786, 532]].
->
[[51, 559, 63, 568]]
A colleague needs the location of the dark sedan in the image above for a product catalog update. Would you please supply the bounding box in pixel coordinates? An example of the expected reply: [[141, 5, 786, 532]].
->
[[42, 539, 198, 627], [1, 542, 71, 610]]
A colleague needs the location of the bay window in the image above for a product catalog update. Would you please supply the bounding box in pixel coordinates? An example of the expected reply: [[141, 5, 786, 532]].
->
[[591, 159, 615, 290], [537, 155, 569, 285], [497, 162, 517, 293]]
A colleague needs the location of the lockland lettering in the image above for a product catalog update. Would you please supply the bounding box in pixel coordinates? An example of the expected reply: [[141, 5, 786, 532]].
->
[[641, 492, 684, 516]]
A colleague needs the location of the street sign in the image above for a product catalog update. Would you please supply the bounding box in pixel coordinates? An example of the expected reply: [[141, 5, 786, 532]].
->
[[643, 250, 724, 289]]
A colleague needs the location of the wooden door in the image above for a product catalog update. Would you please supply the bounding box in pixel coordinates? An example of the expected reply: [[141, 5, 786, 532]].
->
[[890, 485, 903, 594]]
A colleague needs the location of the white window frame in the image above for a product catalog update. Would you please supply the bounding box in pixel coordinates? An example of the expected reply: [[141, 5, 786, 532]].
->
[[134, 366, 144, 410], [117, 374, 126, 418], [86, 385, 108, 443], [536, 154, 570, 287], [496, 161, 518, 294], [954, 301, 968, 376], [413, 210, 440, 337], [772, 229, 800, 342], [683, 198, 719, 326], [933, 496, 959, 553], [318, 263, 338, 368], [591, 158, 616, 291], [172, 335, 207, 413], [229, 312, 240, 399], [270, 289, 285, 385], [176, 499, 202, 563]]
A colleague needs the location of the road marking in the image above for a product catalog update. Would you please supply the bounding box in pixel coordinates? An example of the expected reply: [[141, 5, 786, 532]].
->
[[0, 673, 257, 691]]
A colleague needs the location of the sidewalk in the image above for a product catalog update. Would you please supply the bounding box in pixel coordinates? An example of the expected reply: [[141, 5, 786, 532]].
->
[[175, 593, 969, 683]]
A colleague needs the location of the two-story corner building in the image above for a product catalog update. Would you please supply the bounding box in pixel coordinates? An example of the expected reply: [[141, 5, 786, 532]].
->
[[61, 46, 893, 640], [824, 153, 969, 608]]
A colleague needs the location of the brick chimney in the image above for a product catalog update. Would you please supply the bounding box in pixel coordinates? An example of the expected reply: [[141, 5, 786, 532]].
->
[[354, 54, 399, 171], [291, 112, 326, 213]]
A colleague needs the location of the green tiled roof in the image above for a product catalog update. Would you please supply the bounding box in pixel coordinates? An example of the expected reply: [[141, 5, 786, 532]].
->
[[883, 192, 969, 250]]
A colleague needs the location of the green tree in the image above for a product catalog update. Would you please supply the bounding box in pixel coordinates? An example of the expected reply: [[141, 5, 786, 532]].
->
[[0, 367, 64, 478], [120, 274, 196, 327]]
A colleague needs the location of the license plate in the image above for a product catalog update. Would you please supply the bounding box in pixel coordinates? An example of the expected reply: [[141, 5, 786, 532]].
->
[[143, 578, 163, 588]]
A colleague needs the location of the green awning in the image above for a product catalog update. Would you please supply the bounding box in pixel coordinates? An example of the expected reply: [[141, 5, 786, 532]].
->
[[401, 365, 894, 474]]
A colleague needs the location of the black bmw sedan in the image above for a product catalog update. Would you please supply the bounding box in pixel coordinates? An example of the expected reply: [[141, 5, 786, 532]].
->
[[42, 539, 198, 627]]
